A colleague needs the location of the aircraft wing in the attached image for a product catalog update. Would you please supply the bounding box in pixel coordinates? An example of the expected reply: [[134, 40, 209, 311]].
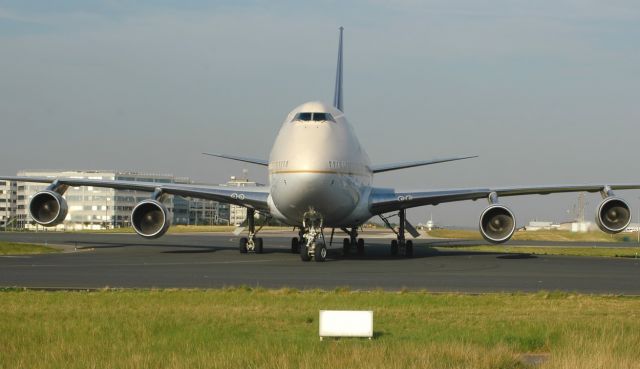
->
[[0, 176, 271, 212], [369, 184, 640, 214], [370, 155, 477, 174], [202, 153, 269, 167]]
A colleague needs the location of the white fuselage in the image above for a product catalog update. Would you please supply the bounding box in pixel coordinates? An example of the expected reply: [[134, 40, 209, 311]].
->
[[267, 101, 374, 227]]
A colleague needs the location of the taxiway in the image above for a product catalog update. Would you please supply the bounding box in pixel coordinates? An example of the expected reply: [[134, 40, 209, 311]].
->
[[0, 232, 638, 293]]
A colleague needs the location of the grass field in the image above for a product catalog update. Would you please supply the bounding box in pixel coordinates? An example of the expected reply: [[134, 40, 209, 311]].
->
[[428, 229, 639, 243], [435, 245, 640, 258], [1, 289, 639, 369], [0, 241, 61, 255]]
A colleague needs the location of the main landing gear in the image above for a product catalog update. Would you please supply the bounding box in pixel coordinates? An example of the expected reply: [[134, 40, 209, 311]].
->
[[341, 227, 365, 256], [380, 209, 413, 258], [238, 208, 264, 254]]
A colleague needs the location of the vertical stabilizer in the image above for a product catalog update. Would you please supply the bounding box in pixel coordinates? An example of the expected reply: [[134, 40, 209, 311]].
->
[[333, 27, 344, 112]]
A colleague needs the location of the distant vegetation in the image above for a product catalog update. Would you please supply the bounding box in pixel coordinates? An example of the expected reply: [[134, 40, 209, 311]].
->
[[435, 245, 640, 259], [428, 229, 638, 243], [1, 288, 639, 369], [0, 241, 60, 255]]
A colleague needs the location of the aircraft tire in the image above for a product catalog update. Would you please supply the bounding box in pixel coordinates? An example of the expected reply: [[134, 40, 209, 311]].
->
[[255, 238, 263, 254], [342, 238, 350, 255], [357, 238, 365, 255], [291, 237, 300, 253], [239, 237, 248, 254], [405, 240, 413, 258], [390, 240, 399, 256], [300, 244, 311, 262], [314, 243, 327, 262]]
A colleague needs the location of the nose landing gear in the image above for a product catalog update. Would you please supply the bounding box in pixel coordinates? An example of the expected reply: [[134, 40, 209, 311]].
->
[[299, 211, 327, 262]]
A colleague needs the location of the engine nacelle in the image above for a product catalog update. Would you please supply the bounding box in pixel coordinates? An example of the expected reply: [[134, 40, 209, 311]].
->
[[596, 197, 631, 234], [29, 190, 68, 226], [479, 205, 516, 244], [131, 199, 171, 239]]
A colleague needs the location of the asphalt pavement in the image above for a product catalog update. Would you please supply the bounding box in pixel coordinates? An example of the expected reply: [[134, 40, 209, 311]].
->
[[0, 231, 639, 294]]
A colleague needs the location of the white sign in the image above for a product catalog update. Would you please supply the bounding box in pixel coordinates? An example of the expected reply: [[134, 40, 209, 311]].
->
[[319, 310, 373, 340]]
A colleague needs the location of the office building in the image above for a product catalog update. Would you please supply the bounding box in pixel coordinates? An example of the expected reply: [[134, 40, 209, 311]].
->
[[0, 180, 16, 228]]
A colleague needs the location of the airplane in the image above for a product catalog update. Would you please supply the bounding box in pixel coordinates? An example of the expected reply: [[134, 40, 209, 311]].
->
[[1, 27, 638, 262]]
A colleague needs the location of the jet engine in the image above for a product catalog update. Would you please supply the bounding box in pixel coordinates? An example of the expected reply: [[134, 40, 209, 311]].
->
[[596, 197, 631, 234], [479, 205, 516, 244], [131, 199, 171, 239], [29, 190, 68, 226]]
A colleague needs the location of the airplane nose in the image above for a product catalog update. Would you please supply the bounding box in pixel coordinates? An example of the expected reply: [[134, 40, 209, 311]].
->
[[271, 172, 359, 224], [281, 173, 334, 210]]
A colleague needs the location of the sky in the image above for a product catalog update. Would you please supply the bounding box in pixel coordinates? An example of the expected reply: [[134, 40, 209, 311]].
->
[[0, 0, 639, 227]]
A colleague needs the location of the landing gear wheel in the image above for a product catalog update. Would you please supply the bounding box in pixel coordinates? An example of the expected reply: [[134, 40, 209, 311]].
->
[[405, 240, 413, 258], [239, 237, 248, 254], [291, 237, 300, 254], [357, 238, 365, 255], [342, 238, 350, 256], [314, 243, 327, 262], [390, 240, 399, 256], [255, 238, 264, 254], [300, 243, 311, 262]]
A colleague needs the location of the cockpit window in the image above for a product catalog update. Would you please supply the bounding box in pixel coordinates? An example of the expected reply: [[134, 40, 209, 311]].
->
[[293, 112, 335, 122], [312, 113, 333, 121], [295, 112, 313, 121]]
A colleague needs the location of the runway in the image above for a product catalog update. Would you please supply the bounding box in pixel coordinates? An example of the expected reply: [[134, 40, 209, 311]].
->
[[0, 232, 639, 293]]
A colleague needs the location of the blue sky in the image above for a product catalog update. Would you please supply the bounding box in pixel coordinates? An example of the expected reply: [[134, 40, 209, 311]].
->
[[1, 0, 639, 226]]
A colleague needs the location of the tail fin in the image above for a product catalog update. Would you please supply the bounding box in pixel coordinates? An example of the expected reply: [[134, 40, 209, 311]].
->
[[333, 27, 344, 112]]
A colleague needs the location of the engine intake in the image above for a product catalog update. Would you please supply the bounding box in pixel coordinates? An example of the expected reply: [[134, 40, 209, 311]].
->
[[596, 197, 631, 234], [29, 190, 68, 226], [131, 199, 171, 239], [479, 205, 516, 244]]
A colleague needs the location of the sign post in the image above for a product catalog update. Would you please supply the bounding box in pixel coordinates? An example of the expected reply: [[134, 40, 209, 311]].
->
[[319, 310, 373, 340]]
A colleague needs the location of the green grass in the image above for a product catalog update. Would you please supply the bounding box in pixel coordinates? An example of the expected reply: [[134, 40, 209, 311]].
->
[[436, 245, 640, 258], [428, 229, 638, 243], [1, 289, 639, 369], [0, 241, 61, 255]]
